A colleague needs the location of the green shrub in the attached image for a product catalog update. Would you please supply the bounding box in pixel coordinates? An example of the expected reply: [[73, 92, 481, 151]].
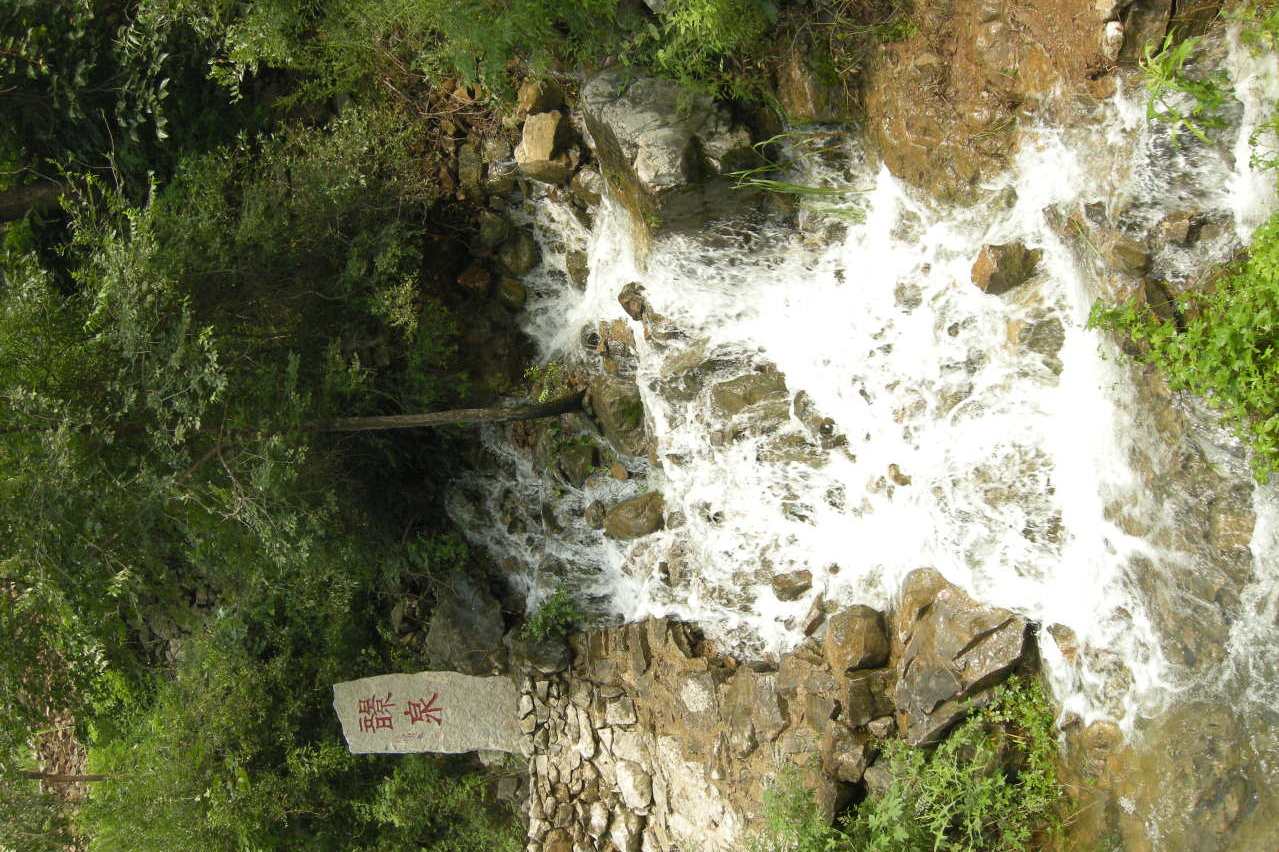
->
[[79, 533, 519, 851], [522, 586, 583, 641], [1140, 33, 1229, 145], [1091, 213, 1279, 480], [656, 0, 774, 95], [1097, 9, 1279, 481], [754, 677, 1064, 852]]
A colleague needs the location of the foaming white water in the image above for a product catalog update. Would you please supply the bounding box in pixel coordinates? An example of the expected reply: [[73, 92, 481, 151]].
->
[[452, 31, 1279, 732], [1226, 25, 1279, 236]]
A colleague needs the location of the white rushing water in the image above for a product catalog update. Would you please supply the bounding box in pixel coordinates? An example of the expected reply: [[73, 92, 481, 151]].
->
[[450, 30, 1279, 733]]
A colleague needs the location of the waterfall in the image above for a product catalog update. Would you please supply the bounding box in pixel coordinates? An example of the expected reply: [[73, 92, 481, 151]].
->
[[450, 29, 1279, 739]]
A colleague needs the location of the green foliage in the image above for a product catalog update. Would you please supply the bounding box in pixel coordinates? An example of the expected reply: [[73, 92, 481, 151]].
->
[[80, 534, 520, 851], [0, 97, 478, 848], [654, 0, 774, 95], [351, 756, 523, 852], [522, 586, 583, 641], [1141, 34, 1229, 145], [524, 361, 569, 403], [754, 677, 1064, 852], [1091, 213, 1279, 480]]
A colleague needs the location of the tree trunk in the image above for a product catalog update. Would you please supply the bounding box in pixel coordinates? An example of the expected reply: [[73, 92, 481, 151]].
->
[[0, 181, 64, 223], [313, 390, 585, 433], [19, 771, 109, 784]]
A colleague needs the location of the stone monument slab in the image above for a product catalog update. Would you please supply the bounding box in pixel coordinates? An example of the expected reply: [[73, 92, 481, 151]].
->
[[333, 671, 524, 754]]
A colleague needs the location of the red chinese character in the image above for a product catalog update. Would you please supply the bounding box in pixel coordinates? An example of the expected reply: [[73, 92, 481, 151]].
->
[[357, 692, 396, 732], [403, 692, 444, 726]]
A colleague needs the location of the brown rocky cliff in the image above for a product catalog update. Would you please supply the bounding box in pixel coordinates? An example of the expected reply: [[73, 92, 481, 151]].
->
[[863, 0, 1156, 201]]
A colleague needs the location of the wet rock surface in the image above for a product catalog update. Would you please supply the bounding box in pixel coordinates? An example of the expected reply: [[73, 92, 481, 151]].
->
[[971, 242, 1043, 295], [863, 0, 1119, 200], [516, 569, 1036, 850], [580, 69, 758, 248], [603, 492, 665, 540]]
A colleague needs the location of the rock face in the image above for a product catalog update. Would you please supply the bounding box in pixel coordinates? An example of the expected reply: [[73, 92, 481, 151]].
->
[[1117, 0, 1172, 64], [518, 578, 1037, 851], [710, 370, 789, 417], [603, 492, 665, 540], [893, 569, 1030, 745], [863, 0, 1117, 200], [777, 43, 852, 124], [588, 375, 649, 457], [333, 671, 524, 754], [423, 574, 507, 675], [580, 70, 757, 249], [971, 242, 1042, 295], [1062, 701, 1279, 852]]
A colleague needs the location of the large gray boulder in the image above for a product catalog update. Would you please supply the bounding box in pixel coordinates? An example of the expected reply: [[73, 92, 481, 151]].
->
[[893, 569, 1029, 745], [423, 574, 507, 675], [580, 70, 757, 247]]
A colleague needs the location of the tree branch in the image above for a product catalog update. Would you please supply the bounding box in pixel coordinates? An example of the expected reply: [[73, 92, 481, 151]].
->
[[311, 390, 585, 433]]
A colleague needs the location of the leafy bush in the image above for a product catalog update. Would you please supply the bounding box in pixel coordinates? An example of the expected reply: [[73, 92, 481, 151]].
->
[[655, 0, 774, 95], [522, 586, 583, 641], [80, 534, 521, 851], [1141, 33, 1229, 145], [1091, 215, 1279, 480], [754, 677, 1064, 852], [1098, 11, 1279, 481]]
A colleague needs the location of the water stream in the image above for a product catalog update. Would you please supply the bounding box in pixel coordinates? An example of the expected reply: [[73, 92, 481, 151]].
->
[[450, 29, 1279, 748]]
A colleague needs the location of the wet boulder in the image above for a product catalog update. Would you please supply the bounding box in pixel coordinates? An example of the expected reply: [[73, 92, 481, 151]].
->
[[588, 375, 649, 457], [710, 371, 789, 416], [618, 282, 650, 320], [581, 69, 757, 246], [497, 227, 542, 276], [604, 492, 665, 540], [496, 276, 526, 312], [570, 167, 605, 208], [772, 569, 813, 601], [971, 242, 1042, 295], [566, 249, 590, 289], [1103, 234, 1151, 276], [824, 605, 890, 673], [1118, 0, 1173, 64], [893, 569, 1029, 745], [557, 441, 598, 487]]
